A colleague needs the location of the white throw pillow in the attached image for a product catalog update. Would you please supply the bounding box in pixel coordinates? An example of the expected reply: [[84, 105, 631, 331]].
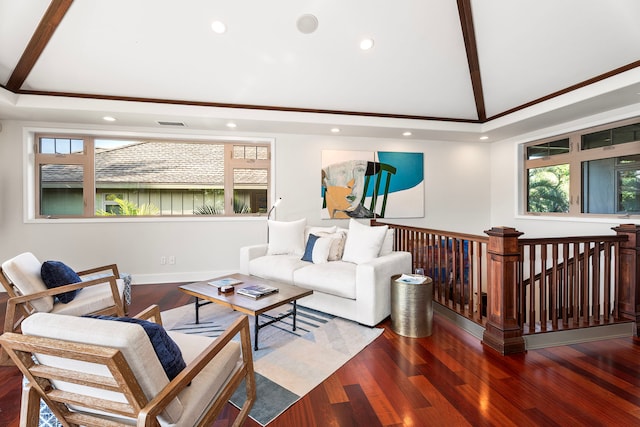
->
[[267, 219, 307, 256], [316, 230, 347, 261], [305, 226, 337, 245], [379, 228, 395, 256], [311, 237, 333, 264], [342, 219, 389, 264]]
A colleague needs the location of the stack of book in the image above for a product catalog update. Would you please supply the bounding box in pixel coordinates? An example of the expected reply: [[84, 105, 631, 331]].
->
[[207, 277, 243, 288], [237, 284, 279, 298]]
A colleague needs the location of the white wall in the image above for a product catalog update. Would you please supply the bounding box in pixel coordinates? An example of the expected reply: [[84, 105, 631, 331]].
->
[[0, 120, 491, 284]]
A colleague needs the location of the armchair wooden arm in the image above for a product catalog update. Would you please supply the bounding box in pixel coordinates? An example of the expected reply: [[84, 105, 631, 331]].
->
[[76, 263, 120, 279], [133, 304, 163, 326], [3, 275, 124, 335]]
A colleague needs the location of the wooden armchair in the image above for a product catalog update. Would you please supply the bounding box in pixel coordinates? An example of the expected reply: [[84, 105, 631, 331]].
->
[[1, 252, 126, 331], [0, 305, 256, 427]]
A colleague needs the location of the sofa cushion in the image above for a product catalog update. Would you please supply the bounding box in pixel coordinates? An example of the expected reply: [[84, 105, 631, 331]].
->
[[86, 315, 186, 381], [267, 218, 307, 256], [342, 219, 389, 264], [249, 255, 309, 283], [2, 252, 54, 312], [41, 260, 82, 303], [293, 261, 357, 299]]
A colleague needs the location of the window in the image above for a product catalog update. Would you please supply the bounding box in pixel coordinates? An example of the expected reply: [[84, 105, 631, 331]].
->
[[523, 118, 640, 217], [35, 134, 271, 218]]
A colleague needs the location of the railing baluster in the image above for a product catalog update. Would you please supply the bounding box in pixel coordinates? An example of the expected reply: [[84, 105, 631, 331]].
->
[[540, 244, 548, 331], [562, 243, 569, 325], [531, 245, 537, 332], [604, 242, 612, 321], [592, 241, 601, 322], [551, 243, 559, 330]]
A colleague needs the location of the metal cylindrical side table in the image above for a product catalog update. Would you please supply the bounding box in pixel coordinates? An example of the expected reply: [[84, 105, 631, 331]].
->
[[390, 274, 433, 337]]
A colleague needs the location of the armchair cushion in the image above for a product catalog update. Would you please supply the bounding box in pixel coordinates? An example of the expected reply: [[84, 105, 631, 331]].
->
[[41, 261, 82, 303], [86, 314, 186, 381], [1, 252, 53, 312]]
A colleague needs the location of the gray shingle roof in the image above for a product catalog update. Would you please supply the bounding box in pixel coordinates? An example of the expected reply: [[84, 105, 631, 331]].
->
[[42, 141, 267, 186], [95, 141, 224, 184]]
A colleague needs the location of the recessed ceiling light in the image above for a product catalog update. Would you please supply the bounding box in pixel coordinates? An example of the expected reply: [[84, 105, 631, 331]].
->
[[103, 116, 116, 122], [480, 136, 489, 140], [402, 131, 412, 137], [331, 127, 340, 133], [211, 20, 227, 34], [157, 121, 185, 126], [297, 14, 318, 34], [360, 38, 374, 50], [226, 122, 237, 128]]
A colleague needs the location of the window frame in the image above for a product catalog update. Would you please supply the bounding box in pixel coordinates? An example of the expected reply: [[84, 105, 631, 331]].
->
[[27, 128, 275, 221], [522, 117, 640, 218]]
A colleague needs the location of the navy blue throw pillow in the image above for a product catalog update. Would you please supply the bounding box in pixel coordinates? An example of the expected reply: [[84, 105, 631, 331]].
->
[[41, 261, 83, 303], [301, 234, 320, 262], [85, 315, 186, 381]]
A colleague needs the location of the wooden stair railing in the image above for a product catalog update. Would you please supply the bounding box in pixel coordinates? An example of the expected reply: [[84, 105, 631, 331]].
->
[[371, 220, 489, 325], [518, 235, 625, 333], [374, 220, 640, 355]]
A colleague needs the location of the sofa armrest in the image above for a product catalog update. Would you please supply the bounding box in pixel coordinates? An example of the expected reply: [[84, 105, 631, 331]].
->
[[354, 251, 412, 326], [239, 244, 268, 275]]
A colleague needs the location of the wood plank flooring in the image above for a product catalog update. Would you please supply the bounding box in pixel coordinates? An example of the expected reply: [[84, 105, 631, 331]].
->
[[1, 283, 639, 426]]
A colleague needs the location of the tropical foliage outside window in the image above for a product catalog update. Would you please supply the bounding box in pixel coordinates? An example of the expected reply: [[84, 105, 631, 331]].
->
[[524, 118, 640, 216], [35, 134, 271, 218], [527, 165, 570, 213]]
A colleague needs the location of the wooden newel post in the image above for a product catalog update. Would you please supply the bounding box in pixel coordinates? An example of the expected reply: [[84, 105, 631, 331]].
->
[[612, 224, 640, 336], [482, 226, 526, 354]]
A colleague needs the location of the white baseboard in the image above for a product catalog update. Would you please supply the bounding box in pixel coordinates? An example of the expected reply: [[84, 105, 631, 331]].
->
[[130, 270, 238, 285]]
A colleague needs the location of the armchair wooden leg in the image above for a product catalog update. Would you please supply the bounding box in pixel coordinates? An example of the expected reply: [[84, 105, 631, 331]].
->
[[0, 348, 13, 366], [20, 382, 41, 427]]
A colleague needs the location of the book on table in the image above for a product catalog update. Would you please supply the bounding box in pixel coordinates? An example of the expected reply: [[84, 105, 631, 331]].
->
[[237, 284, 279, 298], [207, 277, 243, 288], [396, 273, 428, 285]]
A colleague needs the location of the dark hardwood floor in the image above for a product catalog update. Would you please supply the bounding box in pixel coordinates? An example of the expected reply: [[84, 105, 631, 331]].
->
[[1, 283, 639, 426]]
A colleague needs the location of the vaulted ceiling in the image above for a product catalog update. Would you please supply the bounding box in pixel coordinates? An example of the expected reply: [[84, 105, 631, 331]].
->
[[1, 0, 640, 141]]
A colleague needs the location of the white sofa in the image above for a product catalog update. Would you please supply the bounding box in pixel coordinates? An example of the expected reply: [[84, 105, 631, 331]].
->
[[240, 219, 412, 326]]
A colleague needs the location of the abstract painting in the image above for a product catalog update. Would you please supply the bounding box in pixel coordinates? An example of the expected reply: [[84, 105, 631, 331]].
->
[[321, 150, 424, 219]]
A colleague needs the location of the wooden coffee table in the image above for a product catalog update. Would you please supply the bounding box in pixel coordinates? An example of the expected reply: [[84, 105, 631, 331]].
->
[[179, 273, 313, 350]]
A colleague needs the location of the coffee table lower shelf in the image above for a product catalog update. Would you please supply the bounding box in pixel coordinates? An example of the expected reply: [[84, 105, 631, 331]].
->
[[179, 274, 313, 351], [192, 297, 301, 350]]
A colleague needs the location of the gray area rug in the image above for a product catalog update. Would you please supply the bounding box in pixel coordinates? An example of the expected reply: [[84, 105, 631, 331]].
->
[[162, 302, 383, 426]]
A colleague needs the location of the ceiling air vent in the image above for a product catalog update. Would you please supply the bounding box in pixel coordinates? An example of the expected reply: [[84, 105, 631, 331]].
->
[[157, 121, 185, 127]]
